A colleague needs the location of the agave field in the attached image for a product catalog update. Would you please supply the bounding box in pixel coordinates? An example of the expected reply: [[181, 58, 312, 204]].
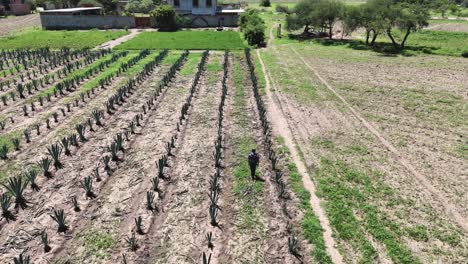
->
[[0, 46, 316, 264]]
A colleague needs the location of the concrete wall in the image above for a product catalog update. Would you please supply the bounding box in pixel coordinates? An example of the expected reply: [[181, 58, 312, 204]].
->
[[40, 14, 135, 29], [9, 4, 30, 15], [168, 0, 217, 15], [184, 14, 238, 27]]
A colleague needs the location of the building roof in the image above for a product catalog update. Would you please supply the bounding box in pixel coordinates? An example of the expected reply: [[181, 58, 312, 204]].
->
[[40, 7, 103, 13]]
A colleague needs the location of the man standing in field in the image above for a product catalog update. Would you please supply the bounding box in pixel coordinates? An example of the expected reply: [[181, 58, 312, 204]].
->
[[248, 149, 260, 181]]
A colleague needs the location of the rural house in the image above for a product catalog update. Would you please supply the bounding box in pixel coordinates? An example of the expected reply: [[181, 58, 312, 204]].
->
[[165, 0, 244, 27]]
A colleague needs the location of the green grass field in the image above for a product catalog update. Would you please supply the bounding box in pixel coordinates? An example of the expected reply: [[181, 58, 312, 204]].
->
[[0, 29, 128, 49], [115, 31, 246, 50]]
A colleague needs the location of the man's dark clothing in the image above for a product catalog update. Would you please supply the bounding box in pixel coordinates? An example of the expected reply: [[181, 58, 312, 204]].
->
[[248, 151, 260, 180]]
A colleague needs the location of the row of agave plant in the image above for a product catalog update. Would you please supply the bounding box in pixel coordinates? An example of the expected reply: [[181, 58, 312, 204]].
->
[[245, 48, 303, 262], [0, 50, 152, 161], [120, 50, 193, 256], [2, 50, 175, 262], [0, 48, 93, 90], [0, 48, 85, 82], [0, 48, 63, 71], [203, 50, 229, 264], [0, 50, 109, 109]]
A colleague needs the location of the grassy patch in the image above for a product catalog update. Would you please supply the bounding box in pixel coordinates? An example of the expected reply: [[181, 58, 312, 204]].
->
[[80, 229, 116, 259], [0, 29, 128, 49], [115, 31, 245, 50], [180, 53, 202, 76], [316, 157, 418, 264]]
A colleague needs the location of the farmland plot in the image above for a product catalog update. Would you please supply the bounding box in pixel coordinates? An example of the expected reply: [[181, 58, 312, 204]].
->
[[259, 44, 468, 263], [0, 48, 317, 264]]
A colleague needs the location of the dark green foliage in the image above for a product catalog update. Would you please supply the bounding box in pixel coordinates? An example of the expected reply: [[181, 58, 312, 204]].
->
[[2, 177, 30, 210], [239, 10, 266, 46], [125, 232, 139, 251], [1, 193, 16, 222], [146, 191, 157, 211], [13, 253, 30, 264], [81, 176, 96, 199], [47, 143, 63, 170], [0, 145, 8, 159], [102, 155, 111, 174], [76, 124, 86, 142], [23, 129, 31, 143], [203, 252, 211, 264], [25, 169, 40, 192], [38, 157, 53, 178], [151, 4, 179, 31], [93, 167, 101, 182], [72, 196, 80, 212], [12, 138, 20, 151], [135, 216, 145, 235], [61, 137, 71, 156], [288, 234, 303, 261], [206, 232, 214, 250], [50, 209, 69, 233], [41, 231, 52, 252]]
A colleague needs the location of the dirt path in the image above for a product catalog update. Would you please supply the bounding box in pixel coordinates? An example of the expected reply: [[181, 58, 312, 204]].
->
[[289, 46, 468, 233], [0, 14, 40, 36], [94, 29, 141, 50], [256, 49, 344, 264]]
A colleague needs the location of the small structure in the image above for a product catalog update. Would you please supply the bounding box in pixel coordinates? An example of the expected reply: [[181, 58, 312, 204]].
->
[[11, 0, 30, 15], [40, 7, 135, 29], [166, 0, 244, 27]]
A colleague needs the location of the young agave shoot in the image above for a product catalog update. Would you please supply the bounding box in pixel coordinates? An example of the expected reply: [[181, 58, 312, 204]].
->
[[102, 155, 111, 175], [87, 119, 94, 132], [92, 110, 103, 126], [60, 108, 66, 117], [108, 142, 119, 161], [13, 253, 30, 264], [41, 231, 52, 252], [47, 143, 63, 170], [288, 235, 302, 260], [71, 196, 80, 212], [1, 193, 16, 222], [61, 137, 71, 156], [75, 124, 86, 142], [81, 176, 96, 199], [38, 157, 53, 178], [134, 216, 145, 235], [46, 118, 51, 129], [22, 105, 28, 116], [2, 177, 29, 210], [146, 191, 156, 211], [35, 124, 40, 135], [25, 169, 40, 192], [115, 133, 124, 152], [209, 204, 218, 227], [0, 145, 8, 160], [69, 134, 79, 147], [52, 112, 59, 123], [203, 252, 212, 264], [12, 138, 20, 151], [125, 232, 138, 252], [50, 209, 69, 233], [206, 232, 214, 250], [93, 167, 101, 182]]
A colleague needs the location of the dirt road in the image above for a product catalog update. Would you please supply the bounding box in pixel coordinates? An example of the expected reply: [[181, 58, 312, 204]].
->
[[0, 14, 40, 36]]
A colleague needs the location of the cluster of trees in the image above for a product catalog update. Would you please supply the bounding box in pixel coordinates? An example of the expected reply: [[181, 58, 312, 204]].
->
[[284, 0, 465, 50], [239, 9, 266, 46]]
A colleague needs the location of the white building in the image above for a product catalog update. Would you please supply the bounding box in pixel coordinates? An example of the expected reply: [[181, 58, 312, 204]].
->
[[166, 0, 244, 27]]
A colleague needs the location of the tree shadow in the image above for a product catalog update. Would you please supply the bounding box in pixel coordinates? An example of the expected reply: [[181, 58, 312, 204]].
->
[[287, 33, 440, 56]]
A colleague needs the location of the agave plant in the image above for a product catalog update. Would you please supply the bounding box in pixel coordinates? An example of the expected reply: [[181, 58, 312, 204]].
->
[[102, 155, 111, 175], [114, 133, 124, 152], [47, 143, 63, 170], [50, 209, 69, 233], [41, 231, 52, 252], [87, 119, 94, 132], [209, 204, 219, 227], [35, 124, 40, 135], [22, 105, 28, 116], [12, 138, 20, 151], [61, 137, 71, 156], [46, 118, 50, 129], [92, 110, 103, 126], [81, 176, 96, 199], [206, 232, 214, 250], [288, 234, 302, 261], [13, 253, 30, 264], [1, 193, 16, 222], [108, 142, 119, 162], [146, 191, 156, 211], [0, 145, 8, 160], [71, 196, 80, 212], [203, 252, 211, 264], [75, 124, 86, 142], [38, 157, 53, 178], [69, 133, 79, 147], [134, 216, 145, 235], [2, 177, 29, 210], [125, 232, 138, 252], [25, 169, 40, 192]]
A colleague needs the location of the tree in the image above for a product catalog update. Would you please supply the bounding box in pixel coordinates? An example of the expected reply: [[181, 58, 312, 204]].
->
[[286, 0, 320, 34], [125, 0, 154, 14], [151, 4, 178, 31], [260, 0, 271, 7], [239, 9, 266, 46], [315, 0, 344, 39]]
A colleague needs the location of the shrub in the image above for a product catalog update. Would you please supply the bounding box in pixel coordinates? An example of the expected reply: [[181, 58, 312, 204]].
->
[[259, 0, 271, 7], [462, 51, 468, 58], [151, 4, 179, 31], [77, 0, 103, 7], [125, 0, 154, 14], [239, 9, 266, 47]]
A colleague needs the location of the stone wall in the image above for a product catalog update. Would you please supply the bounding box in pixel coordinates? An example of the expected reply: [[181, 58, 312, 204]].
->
[[40, 14, 135, 29]]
